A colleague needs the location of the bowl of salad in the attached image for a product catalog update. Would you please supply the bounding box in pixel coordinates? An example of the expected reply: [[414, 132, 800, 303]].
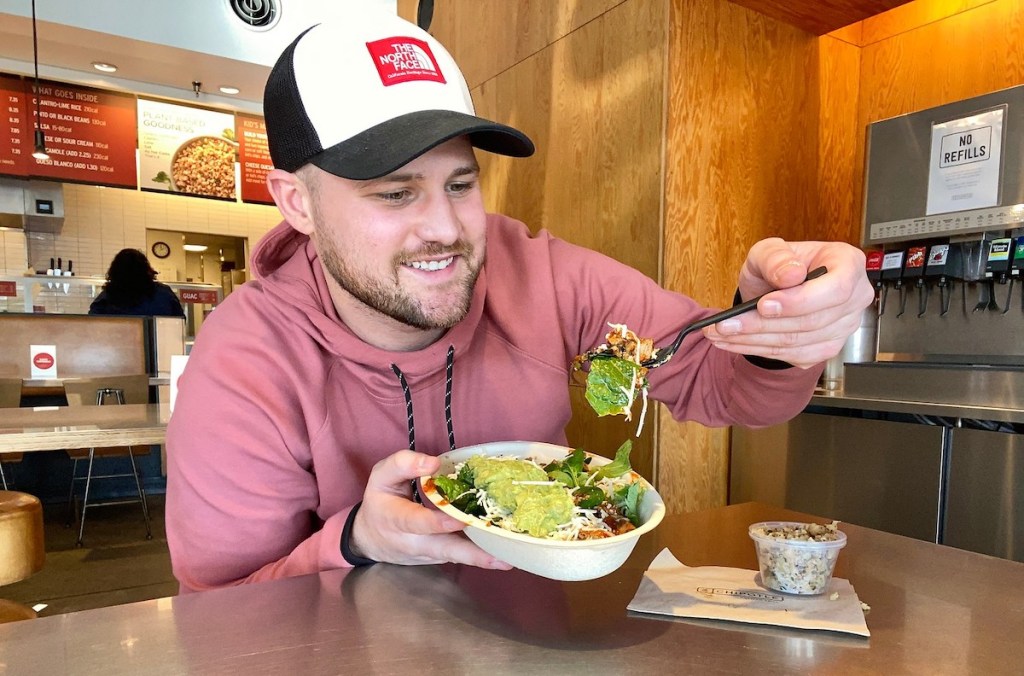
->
[[418, 440, 665, 581]]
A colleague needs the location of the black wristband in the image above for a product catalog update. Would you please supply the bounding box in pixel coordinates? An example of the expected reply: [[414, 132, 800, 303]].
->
[[341, 501, 377, 567], [731, 288, 794, 371]]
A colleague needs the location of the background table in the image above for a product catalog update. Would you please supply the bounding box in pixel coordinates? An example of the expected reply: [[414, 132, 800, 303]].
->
[[0, 403, 169, 454], [0, 502, 1021, 674]]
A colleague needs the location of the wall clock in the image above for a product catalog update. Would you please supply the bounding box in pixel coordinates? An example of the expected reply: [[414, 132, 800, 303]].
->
[[151, 241, 171, 259]]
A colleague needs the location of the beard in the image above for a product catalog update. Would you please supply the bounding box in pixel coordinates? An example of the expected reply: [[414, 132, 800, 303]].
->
[[315, 224, 482, 331]]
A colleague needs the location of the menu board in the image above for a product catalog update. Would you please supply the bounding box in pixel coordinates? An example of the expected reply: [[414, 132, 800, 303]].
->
[[3, 73, 275, 204], [32, 80, 137, 187], [1, 76, 137, 187], [0, 74, 30, 177], [138, 98, 237, 200], [236, 113, 274, 205]]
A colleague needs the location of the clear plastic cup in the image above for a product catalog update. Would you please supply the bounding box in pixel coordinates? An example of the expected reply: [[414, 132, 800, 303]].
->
[[748, 521, 847, 595]]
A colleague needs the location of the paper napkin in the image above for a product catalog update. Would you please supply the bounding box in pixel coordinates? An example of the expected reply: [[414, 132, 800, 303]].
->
[[627, 548, 870, 637]]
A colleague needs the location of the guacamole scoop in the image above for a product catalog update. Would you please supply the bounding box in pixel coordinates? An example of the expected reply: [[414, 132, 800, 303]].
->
[[465, 456, 574, 538]]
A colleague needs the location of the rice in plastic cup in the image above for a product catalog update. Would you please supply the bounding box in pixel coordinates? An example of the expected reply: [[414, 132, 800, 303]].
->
[[748, 521, 847, 595]]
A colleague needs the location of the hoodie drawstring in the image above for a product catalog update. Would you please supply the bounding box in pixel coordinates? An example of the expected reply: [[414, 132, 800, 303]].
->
[[444, 345, 456, 451], [390, 364, 415, 451], [390, 345, 456, 453]]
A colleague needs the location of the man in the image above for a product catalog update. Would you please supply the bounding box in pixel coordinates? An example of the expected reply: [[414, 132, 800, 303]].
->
[[166, 11, 873, 592]]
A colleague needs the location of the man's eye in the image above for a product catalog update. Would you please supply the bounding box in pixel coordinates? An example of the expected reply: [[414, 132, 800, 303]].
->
[[448, 181, 475, 195], [378, 190, 411, 202]]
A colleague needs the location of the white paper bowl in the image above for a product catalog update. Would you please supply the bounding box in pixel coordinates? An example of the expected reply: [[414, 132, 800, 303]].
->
[[418, 440, 665, 581]]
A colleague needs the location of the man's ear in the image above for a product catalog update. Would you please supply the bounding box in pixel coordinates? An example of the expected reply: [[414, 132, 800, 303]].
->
[[266, 168, 316, 236]]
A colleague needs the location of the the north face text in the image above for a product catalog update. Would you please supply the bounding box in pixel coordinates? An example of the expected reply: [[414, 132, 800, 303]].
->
[[366, 37, 447, 86]]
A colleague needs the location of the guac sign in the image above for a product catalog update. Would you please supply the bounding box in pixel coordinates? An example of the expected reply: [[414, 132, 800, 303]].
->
[[178, 289, 219, 305]]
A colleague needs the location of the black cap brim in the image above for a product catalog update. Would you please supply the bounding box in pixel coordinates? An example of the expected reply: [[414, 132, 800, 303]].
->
[[306, 109, 535, 180]]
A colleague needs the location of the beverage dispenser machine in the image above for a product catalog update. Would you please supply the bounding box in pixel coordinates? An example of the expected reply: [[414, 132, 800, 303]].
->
[[849, 83, 1024, 405]]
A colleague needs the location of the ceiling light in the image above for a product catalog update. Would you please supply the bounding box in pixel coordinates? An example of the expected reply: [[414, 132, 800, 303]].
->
[[32, 129, 49, 160], [92, 62, 118, 73], [219, 86, 240, 95], [183, 244, 208, 252], [30, 0, 48, 161]]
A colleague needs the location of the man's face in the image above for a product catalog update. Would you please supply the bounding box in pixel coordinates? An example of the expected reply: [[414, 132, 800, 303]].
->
[[306, 138, 487, 331]]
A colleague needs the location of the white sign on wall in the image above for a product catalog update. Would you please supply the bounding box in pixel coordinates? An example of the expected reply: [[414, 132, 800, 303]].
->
[[30, 344, 57, 379], [926, 107, 1005, 215]]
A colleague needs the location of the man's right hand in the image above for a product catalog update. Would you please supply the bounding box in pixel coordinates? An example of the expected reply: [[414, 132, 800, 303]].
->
[[348, 449, 513, 569]]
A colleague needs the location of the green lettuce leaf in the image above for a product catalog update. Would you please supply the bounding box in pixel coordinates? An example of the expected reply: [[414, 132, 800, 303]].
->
[[593, 439, 634, 480], [433, 476, 481, 516], [584, 357, 642, 417], [544, 448, 588, 487], [614, 481, 645, 526]]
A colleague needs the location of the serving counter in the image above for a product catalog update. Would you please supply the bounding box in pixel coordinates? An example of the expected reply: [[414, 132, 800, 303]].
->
[[731, 368, 1024, 564], [1, 502, 1021, 674]]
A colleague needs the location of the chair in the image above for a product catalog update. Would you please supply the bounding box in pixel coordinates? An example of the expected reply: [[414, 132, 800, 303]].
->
[[0, 378, 24, 490], [0, 490, 45, 623], [63, 375, 153, 547]]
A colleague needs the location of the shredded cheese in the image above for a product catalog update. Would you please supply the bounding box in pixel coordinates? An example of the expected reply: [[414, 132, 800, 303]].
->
[[635, 387, 649, 437]]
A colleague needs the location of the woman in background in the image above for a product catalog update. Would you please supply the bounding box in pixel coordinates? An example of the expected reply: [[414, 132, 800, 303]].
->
[[89, 248, 185, 317]]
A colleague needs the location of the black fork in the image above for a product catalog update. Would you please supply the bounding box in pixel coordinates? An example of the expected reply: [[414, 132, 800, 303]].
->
[[640, 266, 829, 369]]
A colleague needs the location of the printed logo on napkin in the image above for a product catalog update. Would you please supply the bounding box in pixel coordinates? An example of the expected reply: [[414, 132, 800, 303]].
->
[[31, 344, 57, 379], [696, 587, 784, 602]]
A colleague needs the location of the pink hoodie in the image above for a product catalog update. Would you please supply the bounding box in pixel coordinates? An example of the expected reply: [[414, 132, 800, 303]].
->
[[166, 214, 820, 592]]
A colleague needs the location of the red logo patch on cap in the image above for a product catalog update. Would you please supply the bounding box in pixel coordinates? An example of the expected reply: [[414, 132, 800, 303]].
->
[[366, 37, 446, 86]]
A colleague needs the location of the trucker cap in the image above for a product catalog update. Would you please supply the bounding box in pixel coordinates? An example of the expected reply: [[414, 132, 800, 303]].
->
[[263, 12, 535, 180]]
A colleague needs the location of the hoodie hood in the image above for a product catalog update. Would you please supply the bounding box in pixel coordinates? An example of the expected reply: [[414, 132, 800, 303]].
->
[[245, 220, 487, 383]]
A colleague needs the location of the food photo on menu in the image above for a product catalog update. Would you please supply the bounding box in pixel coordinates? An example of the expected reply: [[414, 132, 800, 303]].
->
[[137, 97, 239, 200]]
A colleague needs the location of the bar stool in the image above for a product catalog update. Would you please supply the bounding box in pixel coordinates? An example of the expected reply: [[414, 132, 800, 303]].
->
[[0, 490, 45, 623], [63, 376, 153, 548]]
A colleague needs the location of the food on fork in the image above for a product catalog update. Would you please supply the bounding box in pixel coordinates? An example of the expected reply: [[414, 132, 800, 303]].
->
[[572, 324, 657, 436]]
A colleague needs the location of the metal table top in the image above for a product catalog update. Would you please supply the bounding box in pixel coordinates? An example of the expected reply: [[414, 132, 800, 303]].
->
[[1, 502, 1021, 674]]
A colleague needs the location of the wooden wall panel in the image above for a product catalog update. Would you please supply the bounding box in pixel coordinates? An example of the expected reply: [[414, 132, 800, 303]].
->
[[860, 0, 1024, 125], [419, 0, 624, 89], [818, 35, 863, 245], [859, 0, 996, 44], [0, 315, 146, 379], [659, 0, 821, 513], [827, 21, 865, 46], [726, 0, 915, 35]]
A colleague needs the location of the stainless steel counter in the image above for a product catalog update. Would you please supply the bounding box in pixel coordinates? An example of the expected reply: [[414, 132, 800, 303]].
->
[[810, 388, 1024, 424], [813, 362, 1024, 423], [733, 367, 1024, 562], [2, 503, 1022, 674]]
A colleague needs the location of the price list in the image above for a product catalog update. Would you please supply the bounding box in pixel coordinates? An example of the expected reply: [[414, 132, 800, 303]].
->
[[0, 73, 30, 177], [29, 79, 138, 188], [236, 113, 274, 204]]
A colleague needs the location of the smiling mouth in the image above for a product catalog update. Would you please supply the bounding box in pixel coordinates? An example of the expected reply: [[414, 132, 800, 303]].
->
[[405, 257, 455, 272]]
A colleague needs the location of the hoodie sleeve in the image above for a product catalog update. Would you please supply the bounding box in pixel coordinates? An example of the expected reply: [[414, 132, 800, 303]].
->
[[165, 311, 352, 594]]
